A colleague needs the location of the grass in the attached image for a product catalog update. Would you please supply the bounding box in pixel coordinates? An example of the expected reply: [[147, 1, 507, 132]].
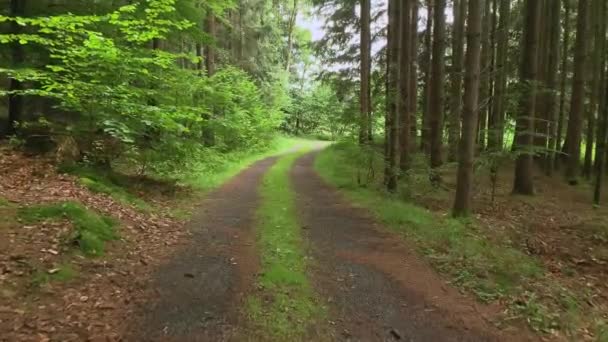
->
[[19, 201, 118, 256], [313, 142, 576, 332], [246, 150, 324, 340], [58, 165, 152, 211], [183, 135, 313, 191], [31, 263, 78, 287], [0, 196, 18, 230]]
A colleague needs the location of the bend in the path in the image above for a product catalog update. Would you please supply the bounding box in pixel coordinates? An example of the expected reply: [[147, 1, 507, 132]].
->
[[129, 157, 278, 342], [291, 151, 535, 342]]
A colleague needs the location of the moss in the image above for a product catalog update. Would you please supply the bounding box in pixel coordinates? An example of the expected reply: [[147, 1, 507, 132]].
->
[[19, 201, 118, 256]]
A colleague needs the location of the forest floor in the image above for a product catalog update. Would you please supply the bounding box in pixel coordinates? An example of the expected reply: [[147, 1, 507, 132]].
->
[[1, 141, 606, 341]]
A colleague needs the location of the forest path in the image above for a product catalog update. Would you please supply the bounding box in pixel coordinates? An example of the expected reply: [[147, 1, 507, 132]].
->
[[129, 147, 535, 342], [129, 156, 279, 341], [291, 151, 535, 342]]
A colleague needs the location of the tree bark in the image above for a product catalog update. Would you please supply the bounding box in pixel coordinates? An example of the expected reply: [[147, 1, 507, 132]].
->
[[489, 0, 510, 151], [545, 0, 561, 175], [564, 0, 590, 184], [453, 0, 483, 217], [285, 0, 299, 72], [429, 0, 446, 172], [399, 0, 412, 170], [205, 14, 217, 76], [420, 0, 433, 153], [409, 1, 419, 150], [593, 0, 607, 179], [512, 0, 541, 195], [7, 0, 25, 137], [359, 0, 372, 144], [448, 0, 466, 162], [555, 0, 570, 170], [583, 0, 603, 179], [477, 0, 491, 151], [385, 0, 401, 192]]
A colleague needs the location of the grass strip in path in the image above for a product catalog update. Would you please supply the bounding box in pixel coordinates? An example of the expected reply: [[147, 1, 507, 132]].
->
[[246, 150, 325, 340]]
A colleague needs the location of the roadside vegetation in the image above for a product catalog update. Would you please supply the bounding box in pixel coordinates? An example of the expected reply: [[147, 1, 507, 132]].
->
[[315, 141, 608, 338]]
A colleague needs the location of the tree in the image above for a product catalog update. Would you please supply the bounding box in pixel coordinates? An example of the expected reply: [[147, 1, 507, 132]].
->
[[359, 0, 371, 144], [447, 0, 466, 162], [6, 0, 25, 137], [409, 0, 419, 150], [428, 0, 446, 173], [564, 0, 589, 184], [285, 0, 300, 72], [398, 0, 412, 170], [385, 0, 401, 191], [544, 0, 561, 175], [453, 0, 483, 217], [512, 0, 541, 195], [488, 0, 509, 151], [555, 0, 570, 171], [420, 0, 433, 153], [583, 0, 604, 178], [477, 0, 491, 151]]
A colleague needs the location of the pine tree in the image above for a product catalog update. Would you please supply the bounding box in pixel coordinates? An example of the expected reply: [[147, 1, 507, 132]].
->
[[453, 0, 483, 217]]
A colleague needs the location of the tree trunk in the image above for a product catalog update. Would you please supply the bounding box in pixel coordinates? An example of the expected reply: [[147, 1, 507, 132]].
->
[[534, 0, 549, 158], [420, 0, 433, 153], [453, 0, 483, 217], [545, 0, 561, 175], [7, 0, 25, 137], [202, 13, 217, 147], [593, 0, 607, 177], [399, 0, 412, 170], [359, 0, 372, 144], [564, 0, 590, 184], [285, 0, 299, 71], [512, 0, 541, 195], [409, 1, 419, 150], [205, 14, 217, 76], [594, 47, 608, 204], [385, 0, 401, 192], [429, 0, 446, 172], [583, 0, 603, 179], [477, 0, 491, 151], [489, 0, 510, 151], [594, 79, 608, 205], [448, 0, 466, 162], [555, 0, 570, 170]]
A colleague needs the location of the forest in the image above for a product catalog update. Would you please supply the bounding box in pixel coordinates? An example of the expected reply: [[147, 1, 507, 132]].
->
[[1, 0, 608, 341]]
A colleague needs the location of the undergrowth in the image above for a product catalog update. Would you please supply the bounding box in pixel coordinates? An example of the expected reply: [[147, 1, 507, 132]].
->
[[58, 165, 151, 211], [31, 263, 78, 287], [182, 135, 311, 191], [313, 142, 584, 336], [19, 201, 118, 256], [247, 150, 324, 340]]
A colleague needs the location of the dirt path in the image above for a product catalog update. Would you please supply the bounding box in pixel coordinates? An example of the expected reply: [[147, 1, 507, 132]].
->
[[129, 157, 278, 341], [291, 152, 536, 342]]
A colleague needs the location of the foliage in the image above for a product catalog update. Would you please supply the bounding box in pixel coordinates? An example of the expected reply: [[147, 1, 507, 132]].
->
[[0, 0, 287, 177], [19, 201, 118, 256]]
